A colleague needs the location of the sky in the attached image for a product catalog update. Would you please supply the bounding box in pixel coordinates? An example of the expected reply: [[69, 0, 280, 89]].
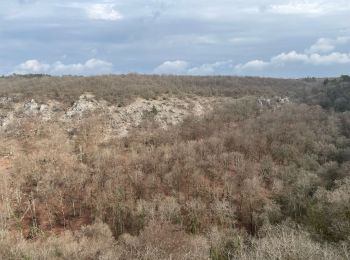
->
[[0, 0, 350, 78]]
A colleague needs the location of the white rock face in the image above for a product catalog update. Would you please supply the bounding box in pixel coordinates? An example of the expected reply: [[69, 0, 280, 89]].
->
[[23, 99, 40, 115], [0, 97, 14, 128], [279, 97, 290, 104], [0, 97, 13, 106], [22, 99, 61, 120], [257, 96, 290, 110], [61, 93, 221, 137], [0, 113, 14, 128], [107, 96, 215, 137], [0, 93, 232, 138], [0, 97, 66, 129], [65, 93, 102, 118]]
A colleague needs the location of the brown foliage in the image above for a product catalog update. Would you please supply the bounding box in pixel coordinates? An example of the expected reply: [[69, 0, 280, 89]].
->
[[0, 75, 349, 259]]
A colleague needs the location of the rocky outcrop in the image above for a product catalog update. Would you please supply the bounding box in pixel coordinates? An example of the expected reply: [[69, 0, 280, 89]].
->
[[0, 93, 228, 137], [0, 97, 13, 107], [22, 99, 62, 120], [106, 96, 218, 137], [257, 96, 290, 110], [65, 93, 103, 118], [23, 99, 40, 115]]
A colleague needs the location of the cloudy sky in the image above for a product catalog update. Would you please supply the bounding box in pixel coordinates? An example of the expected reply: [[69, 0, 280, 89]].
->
[[0, 0, 350, 77]]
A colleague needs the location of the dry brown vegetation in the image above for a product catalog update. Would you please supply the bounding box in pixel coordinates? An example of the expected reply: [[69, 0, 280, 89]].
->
[[0, 74, 314, 106], [0, 75, 349, 259]]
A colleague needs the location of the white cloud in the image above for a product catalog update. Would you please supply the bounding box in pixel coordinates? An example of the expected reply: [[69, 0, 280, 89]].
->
[[188, 60, 233, 75], [307, 37, 350, 54], [236, 51, 350, 73], [308, 38, 336, 53], [154, 60, 234, 75], [271, 51, 308, 63], [15, 59, 113, 75], [267, 2, 325, 15], [149, 34, 350, 76], [52, 59, 113, 73], [235, 60, 269, 71], [235, 36, 350, 73], [16, 60, 50, 74], [271, 51, 350, 66], [85, 4, 123, 21], [153, 60, 189, 75], [308, 52, 350, 65], [265, 1, 350, 16]]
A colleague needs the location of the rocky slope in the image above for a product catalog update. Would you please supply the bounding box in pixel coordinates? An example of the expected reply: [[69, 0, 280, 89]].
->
[[0, 94, 231, 137]]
